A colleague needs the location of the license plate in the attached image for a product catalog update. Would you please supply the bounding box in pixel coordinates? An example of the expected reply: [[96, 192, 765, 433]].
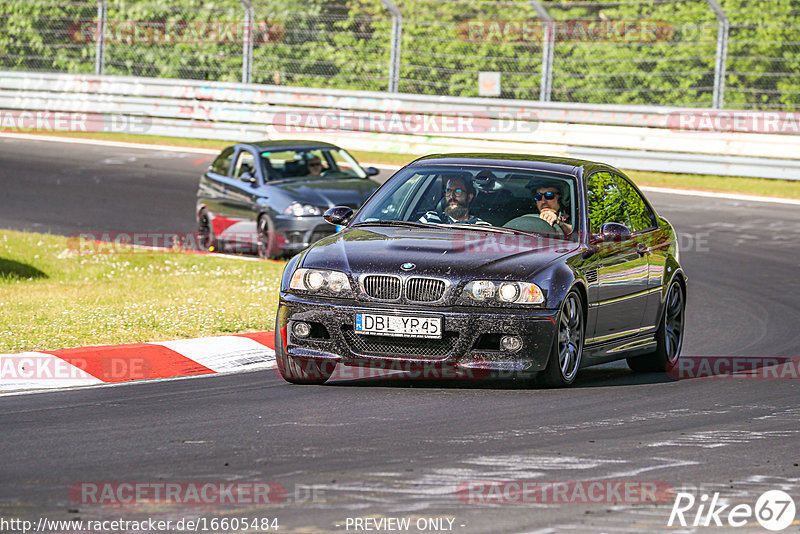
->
[[354, 313, 442, 339]]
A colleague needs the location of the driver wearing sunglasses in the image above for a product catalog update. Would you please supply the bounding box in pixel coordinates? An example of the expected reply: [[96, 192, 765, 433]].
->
[[533, 184, 572, 234], [306, 156, 325, 177]]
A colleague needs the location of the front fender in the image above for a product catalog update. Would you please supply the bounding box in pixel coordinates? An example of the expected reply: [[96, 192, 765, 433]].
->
[[531, 261, 583, 310]]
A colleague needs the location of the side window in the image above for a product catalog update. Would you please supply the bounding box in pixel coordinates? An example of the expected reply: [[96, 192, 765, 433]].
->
[[383, 173, 431, 220], [586, 172, 630, 234], [614, 175, 656, 232], [232, 150, 256, 182], [211, 148, 234, 176]]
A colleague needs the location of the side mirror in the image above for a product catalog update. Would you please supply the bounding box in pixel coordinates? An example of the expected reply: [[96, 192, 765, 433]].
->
[[365, 166, 379, 177], [323, 206, 354, 226], [598, 222, 632, 242]]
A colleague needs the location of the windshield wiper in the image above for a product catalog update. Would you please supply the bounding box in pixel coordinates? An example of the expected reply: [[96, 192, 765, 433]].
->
[[352, 220, 529, 235], [445, 223, 519, 235], [351, 220, 435, 229]]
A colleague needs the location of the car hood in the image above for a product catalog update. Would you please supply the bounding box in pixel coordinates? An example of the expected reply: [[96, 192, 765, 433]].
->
[[271, 178, 379, 209], [301, 226, 578, 280]]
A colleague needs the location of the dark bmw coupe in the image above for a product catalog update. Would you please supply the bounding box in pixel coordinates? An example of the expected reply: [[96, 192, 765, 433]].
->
[[196, 140, 380, 258], [275, 154, 686, 387]]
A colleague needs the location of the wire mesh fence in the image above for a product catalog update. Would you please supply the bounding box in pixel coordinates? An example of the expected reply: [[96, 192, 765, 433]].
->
[[250, 2, 394, 90], [0, 0, 797, 110]]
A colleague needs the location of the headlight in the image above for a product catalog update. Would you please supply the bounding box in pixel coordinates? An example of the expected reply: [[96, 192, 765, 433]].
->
[[285, 202, 321, 216], [463, 281, 544, 305], [289, 268, 353, 296], [469, 280, 495, 300], [498, 282, 520, 302]]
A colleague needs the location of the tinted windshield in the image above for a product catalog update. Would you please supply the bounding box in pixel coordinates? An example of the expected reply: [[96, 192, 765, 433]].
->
[[352, 165, 578, 239], [259, 148, 367, 181]]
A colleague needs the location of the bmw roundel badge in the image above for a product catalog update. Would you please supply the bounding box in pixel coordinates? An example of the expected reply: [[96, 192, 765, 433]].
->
[[401, 262, 416, 271]]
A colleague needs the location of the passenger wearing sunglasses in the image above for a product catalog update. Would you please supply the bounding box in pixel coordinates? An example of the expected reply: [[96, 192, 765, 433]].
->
[[533, 183, 572, 234]]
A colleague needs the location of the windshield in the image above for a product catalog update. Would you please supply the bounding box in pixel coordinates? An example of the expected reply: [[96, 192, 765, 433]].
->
[[259, 148, 367, 181], [351, 165, 578, 240]]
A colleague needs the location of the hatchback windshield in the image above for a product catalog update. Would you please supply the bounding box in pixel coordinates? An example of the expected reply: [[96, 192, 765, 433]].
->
[[352, 165, 578, 239], [259, 148, 367, 181]]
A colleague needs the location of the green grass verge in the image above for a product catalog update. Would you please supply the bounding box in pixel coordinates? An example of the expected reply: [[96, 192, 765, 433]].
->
[[4, 129, 799, 199], [0, 230, 284, 353], [625, 169, 800, 199]]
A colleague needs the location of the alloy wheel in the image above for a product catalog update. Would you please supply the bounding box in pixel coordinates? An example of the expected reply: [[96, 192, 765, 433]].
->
[[558, 293, 583, 381]]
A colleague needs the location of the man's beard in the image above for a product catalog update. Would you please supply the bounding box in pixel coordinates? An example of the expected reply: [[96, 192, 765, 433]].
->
[[445, 203, 469, 221]]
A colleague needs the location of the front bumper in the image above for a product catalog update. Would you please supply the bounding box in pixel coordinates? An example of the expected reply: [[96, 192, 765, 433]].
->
[[274, 216, 335, 254], [277, 293, 559, 376]]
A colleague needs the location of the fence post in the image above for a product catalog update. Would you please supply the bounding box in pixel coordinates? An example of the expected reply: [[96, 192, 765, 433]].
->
[[706, 0, 729, 109], [529, 0, 553, 102], [380, 0, 402, 93], [95, 0, 106, 75], [240, 0, 254, 84]]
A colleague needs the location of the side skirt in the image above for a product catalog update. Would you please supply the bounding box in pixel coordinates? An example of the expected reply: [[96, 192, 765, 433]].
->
[[582, 331, 657, 366]]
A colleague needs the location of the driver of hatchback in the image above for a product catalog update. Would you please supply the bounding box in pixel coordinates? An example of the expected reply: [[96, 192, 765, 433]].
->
[[306, 156, 325, 177], [528, 179, 572, 234]]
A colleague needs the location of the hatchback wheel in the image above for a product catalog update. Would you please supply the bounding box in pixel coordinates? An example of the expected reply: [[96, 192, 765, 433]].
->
[[257, 215, 281, 259], [197, 209, 218, 252]]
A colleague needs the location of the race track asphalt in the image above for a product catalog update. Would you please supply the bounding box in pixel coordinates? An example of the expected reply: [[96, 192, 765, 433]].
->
[[2, 136, 799, 533]]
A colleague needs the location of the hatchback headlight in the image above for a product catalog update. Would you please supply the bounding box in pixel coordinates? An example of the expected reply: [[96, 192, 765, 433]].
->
[[289, 268, 353, 297], [463, 281, 544, 305], [285, 202, 321, 217]]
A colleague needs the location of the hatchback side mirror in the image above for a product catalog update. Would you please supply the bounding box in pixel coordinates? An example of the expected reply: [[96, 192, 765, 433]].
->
[[365, 166, 379, 176], [323, 206, 354, 226]]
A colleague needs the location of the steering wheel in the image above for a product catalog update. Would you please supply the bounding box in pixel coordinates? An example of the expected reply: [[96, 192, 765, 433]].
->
[[503, 214, 564, 236]]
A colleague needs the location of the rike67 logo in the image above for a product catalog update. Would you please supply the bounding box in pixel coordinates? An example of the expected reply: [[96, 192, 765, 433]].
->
[[668, 490, 796, 531]]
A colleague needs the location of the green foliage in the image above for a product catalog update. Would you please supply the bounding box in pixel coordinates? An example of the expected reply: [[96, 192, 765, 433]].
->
[[0, 0, 796, 109], [614, 176, 653, 231], [586, 171, 629, 233]]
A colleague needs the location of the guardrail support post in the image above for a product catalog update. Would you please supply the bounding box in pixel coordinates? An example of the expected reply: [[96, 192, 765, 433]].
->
[[380, 0, 402, 93], [95, 0, 106, 75], [240, 0, 254, 84], [706, 0, 729, 109], [529, 0, 553, 102]]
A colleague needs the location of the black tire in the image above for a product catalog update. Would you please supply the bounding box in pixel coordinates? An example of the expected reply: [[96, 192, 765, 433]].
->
[[257, 215, 281, 259], [197, 209, 219, 252], [535, 291, 585, 388], [274, 315, 334, 385], [627, 279, 685, 373]]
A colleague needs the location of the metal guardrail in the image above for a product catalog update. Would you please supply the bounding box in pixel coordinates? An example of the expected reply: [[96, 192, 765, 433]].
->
[[0, 71, 798, 180]]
